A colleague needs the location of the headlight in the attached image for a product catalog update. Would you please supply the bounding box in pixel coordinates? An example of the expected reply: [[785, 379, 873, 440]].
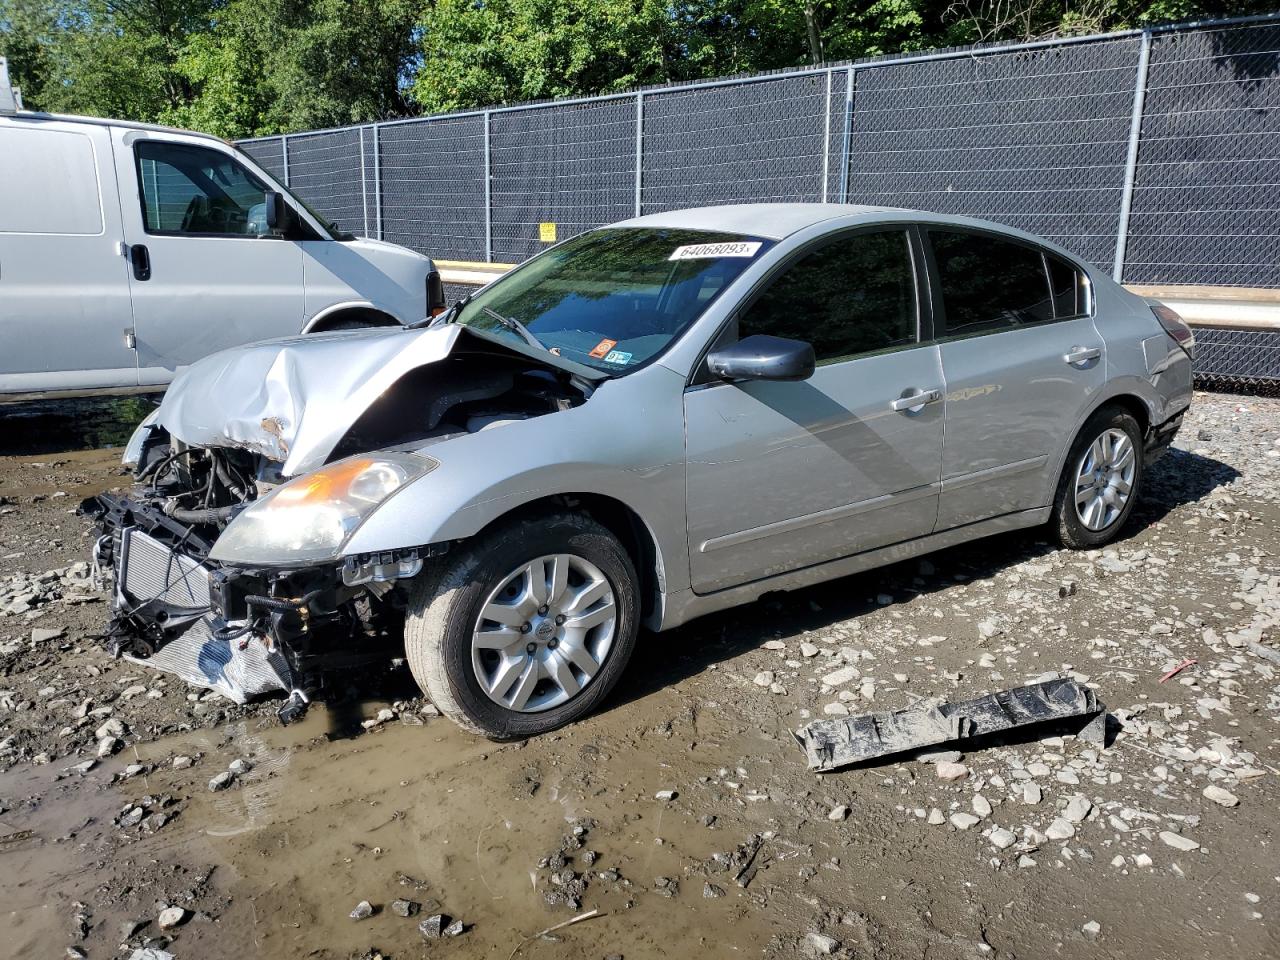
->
[[122, 409, 161, 468], [209, 452, 438, 565]]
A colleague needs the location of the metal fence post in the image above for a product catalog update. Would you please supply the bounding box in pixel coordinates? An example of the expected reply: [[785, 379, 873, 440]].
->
[[281, 135, 290, 186], [821, 69, 833, 203], [838, 67, 856, 204], [634, 92, 645, 217], [1113, 29, 1152, 282], [484, 111, 493, 263], [372, 124, 382, 240], [359, 126, 369, 237]]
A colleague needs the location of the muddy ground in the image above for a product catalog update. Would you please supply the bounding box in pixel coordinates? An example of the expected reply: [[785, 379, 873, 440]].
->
[[0, 392, 1277, 960]]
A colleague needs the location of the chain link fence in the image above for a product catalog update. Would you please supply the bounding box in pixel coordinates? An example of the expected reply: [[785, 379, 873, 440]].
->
[[240, 13, 1280, 391]]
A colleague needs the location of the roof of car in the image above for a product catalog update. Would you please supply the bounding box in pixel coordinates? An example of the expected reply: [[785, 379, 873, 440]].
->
[[616, 203, 907, 240]]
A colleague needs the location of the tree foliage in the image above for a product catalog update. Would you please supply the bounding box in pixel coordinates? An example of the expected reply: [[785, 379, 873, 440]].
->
[[1, 0, 1271, 136]]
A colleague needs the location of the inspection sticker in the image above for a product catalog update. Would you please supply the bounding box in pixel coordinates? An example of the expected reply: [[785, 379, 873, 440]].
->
[[602, 350, 633, 365], [588, 338, 618, 358], [668, 241, 762, 261]]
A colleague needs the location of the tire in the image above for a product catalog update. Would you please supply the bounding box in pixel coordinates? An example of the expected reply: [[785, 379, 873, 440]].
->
[[403, 511, 640, 739], [1051, 405, 1144, 550]]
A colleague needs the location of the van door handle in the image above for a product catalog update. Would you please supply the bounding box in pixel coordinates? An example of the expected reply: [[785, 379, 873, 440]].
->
[[1063, 346, 1101, 366], [130, 244, 151, 282], [890, 388, 942, 412]]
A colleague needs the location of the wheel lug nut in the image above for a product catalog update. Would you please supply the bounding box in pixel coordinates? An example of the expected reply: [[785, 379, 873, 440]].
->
[[537, 605, 549, 615], [526, 642, 536, 654], [548, 638, 558, 649], [555, 615, 565, 625], [520, 622, 531, 634]]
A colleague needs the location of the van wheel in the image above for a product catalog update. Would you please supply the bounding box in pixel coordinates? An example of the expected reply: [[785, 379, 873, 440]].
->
[[403, 512, 639, 739], [1051, 406, 1144, 550]]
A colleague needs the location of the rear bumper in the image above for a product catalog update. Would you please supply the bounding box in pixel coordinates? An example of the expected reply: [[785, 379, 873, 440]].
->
[[1145, 409, 1184, 464]]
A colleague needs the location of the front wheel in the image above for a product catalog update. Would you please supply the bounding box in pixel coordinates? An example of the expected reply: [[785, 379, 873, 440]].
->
[[403, 512, 639, 739], [1051, 406, 1144, 550]]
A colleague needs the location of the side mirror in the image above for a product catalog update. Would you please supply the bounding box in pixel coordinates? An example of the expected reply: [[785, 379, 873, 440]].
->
[[706, 334, 816, 382], [264, 191, 291, 233]]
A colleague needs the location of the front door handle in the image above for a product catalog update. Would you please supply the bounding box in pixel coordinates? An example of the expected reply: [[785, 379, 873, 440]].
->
[[130, 244, 151, 282], [890, 388, 942, 412], [1063, 345, 1101, 365]]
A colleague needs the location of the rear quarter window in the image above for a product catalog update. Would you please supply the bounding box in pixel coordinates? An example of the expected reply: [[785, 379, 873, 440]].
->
[[0, 127, 104, 235]]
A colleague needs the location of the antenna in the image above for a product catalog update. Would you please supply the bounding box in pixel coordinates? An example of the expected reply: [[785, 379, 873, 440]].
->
[[0, 57, 18, 115]]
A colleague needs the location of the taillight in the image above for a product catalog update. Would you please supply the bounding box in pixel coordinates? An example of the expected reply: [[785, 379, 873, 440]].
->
[[427, 270, 446, 318], [1151, 303, 1195, 359]]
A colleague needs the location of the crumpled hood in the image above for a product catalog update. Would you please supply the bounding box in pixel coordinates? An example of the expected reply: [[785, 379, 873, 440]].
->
[[157, 324, 461, 477]]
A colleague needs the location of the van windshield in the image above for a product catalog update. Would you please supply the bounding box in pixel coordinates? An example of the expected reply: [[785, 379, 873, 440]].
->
[[457, 227, 772, 374]]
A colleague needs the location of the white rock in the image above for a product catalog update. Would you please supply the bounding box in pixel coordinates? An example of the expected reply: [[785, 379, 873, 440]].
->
[[655, 789, 677, 801], [1021, 783, 1042, 805], [988, 827, 1016, 849], [1045, 817, 1076, 841], [1064, 795, 1092, 823], [1203, 784, 1239, 807], [753, 670, 774, 687], [1159, 831, 1200, 851], [927, 808, 945, 825], [805, 932, 840, 955], [157, 906, 186, 929], [935, 761, 969, 781], [1082, 920, 1101, 939], [972, 795, 992, 818], [821, 665, 860, 687], [950, 812, 980, 830], [799, 642, 819, 658], [828, 805, 850, 822]]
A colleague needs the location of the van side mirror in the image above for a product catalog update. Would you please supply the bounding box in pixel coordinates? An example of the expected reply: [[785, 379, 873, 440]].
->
[[706, 334, 816, 382], [264, 191, 292, 233]]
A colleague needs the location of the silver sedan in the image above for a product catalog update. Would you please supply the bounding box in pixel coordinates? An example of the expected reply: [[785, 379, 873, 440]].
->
[[87, 204, 1195, 737]]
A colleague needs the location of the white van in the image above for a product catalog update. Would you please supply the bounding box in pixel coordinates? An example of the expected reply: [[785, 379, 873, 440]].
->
[[0, 59, 443, 400]]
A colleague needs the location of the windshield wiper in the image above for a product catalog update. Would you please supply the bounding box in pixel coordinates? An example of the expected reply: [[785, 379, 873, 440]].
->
[[481, 306, 546, 352]]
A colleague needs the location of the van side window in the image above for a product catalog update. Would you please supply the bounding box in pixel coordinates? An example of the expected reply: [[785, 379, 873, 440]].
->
[[135, 142, 272, 237], [738, 229, 918, 364], [930, 230, 1054, 336], [1047, 253, 1089, 319], [0, 127, 103, 236]]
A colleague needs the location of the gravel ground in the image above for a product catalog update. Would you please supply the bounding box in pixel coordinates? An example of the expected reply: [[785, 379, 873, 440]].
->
[[0, 390, 1277, 960]]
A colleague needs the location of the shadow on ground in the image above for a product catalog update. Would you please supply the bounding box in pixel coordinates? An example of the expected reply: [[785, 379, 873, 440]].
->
[[0, 396, 159, 455]]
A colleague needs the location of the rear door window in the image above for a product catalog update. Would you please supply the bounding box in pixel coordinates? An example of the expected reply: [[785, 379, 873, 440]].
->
[[135, 141, 271, 236], [929, 230, 1054, 336], [738, 229, 918, 364]]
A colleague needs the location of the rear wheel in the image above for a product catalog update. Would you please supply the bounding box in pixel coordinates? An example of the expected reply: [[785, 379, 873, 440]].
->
[[403, 512, 639, 739], [1051, 406, 1144, 549]]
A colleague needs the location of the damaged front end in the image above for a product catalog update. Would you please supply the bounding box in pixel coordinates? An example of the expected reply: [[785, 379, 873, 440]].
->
[[81, 454, 443, 722], [80, 324, 596, 719]]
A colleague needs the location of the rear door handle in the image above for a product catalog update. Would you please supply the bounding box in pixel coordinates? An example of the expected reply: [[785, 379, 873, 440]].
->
[[130, 244, 151, 282], [890, 388, 942, 412], [1063, 346, 1101, 365]]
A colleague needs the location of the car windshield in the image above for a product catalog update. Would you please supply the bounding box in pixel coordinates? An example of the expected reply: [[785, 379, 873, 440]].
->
[[457, 227, 773, 373]]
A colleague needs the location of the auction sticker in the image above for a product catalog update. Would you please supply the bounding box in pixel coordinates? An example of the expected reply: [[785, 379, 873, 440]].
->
[[669, 241, 762, 261], [602, 350, 633, 365], [589, 338, 618, 358]]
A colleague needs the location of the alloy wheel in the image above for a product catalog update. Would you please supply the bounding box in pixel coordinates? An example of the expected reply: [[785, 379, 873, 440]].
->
[[1073, 427, 1135, 531]]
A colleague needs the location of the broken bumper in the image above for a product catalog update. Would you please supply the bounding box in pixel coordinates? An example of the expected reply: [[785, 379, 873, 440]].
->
[[82, 493, 308, 709]]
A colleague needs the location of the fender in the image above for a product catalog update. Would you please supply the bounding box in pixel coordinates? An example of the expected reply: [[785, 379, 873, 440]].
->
[[340, 366, 693, 598], [302, 300, 402, 333], [1041, 373, 1185, 507]]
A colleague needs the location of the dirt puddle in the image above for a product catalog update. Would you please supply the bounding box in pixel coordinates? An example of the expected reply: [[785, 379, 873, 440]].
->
[[1, 699, 777, 958]]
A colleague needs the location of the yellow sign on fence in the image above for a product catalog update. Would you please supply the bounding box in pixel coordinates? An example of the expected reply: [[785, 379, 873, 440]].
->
[[539, 222, 557, 243]]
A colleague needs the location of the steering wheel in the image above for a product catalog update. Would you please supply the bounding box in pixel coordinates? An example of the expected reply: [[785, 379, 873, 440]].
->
[[180, 195, 206, 232]]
